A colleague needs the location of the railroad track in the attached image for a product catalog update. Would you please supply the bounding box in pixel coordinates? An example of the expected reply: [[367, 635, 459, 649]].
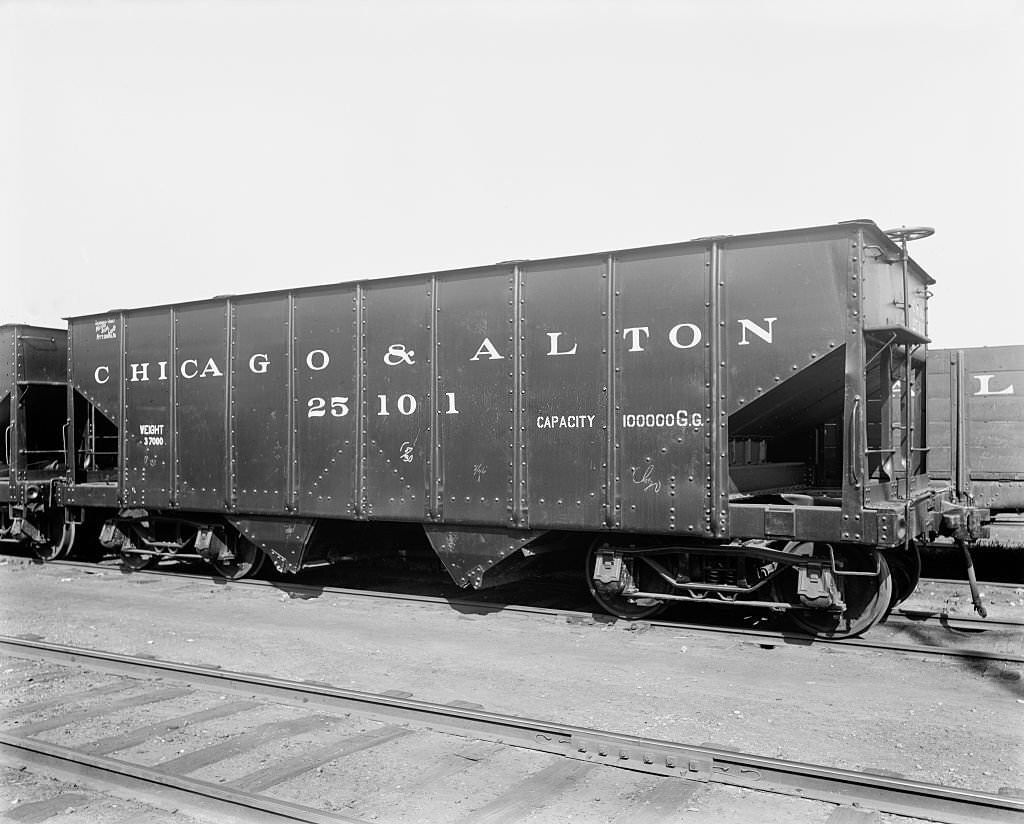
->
[[43, 559, 1024, 666], [2, 636, 1020, 824], [919, 576, 1023, 588], [889, 610, 1024, 631]]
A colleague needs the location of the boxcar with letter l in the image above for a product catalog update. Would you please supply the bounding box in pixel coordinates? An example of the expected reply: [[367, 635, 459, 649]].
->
[[928, 345, 1024, 551]]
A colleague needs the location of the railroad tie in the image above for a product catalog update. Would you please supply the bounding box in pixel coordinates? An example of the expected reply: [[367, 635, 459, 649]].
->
[[612, 779, 701, 824], [3, 679, 142, 721], [454, 759, 596, 824], [78, 698, 261, 755], [0, 669, 72, 689], [152, 713, 335, 775], [342, 741, 504, 815], [11, 685, 194, 737], [5, 793, 91, 824], [228, 723, 413, 792], [0, 657, 45, 676]]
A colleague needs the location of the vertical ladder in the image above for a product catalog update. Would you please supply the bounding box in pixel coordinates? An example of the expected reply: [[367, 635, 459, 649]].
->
[[883, 226, 934, 500]]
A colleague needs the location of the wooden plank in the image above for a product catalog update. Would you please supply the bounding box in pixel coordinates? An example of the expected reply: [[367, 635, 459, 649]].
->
[[9, 670, 73, 687], [2, 679, 134, 718], [79, 698, 260, 755], [347, 742, 503, 815], [6, 793, 91, 823], [13, 685, 194, 736], [457, 759, 595, 824], [391, 741, 502, 790], [0, 658, 40, 675], [229, 724, 412, 792], [153, 713, 332, 774]]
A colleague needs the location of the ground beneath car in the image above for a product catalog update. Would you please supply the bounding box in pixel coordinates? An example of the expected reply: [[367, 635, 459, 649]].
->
[[0, 556, 1021, 818]]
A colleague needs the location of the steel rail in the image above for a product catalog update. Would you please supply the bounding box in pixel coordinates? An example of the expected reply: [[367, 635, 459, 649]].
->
[[639, 620, 1024, 664], [36, 558, 1023, 601], [890, 610, 1024, 630], [1, 636, 1019, 824], [40, 560, 1024, 664], [919, 576, 1022, 589], [52, 559, 1024, 603], [0, 733, 363, 824]]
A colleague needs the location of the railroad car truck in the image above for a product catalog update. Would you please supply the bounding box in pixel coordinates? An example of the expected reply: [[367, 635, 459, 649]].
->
[[54, 220, 983, 637], [0, 324, 77, 558]]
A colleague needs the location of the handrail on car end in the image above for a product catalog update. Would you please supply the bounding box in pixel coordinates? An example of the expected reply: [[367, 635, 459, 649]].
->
[[846, 397, 862, 486]]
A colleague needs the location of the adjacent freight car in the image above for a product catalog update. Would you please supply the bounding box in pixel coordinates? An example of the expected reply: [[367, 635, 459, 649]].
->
[[0, 324, 75, 558], [50, 219, 979, 637], [928, 345, 1024, 547]]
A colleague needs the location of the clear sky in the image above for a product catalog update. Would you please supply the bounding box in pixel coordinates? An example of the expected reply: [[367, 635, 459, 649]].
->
[[2, 0, 1020, 348]]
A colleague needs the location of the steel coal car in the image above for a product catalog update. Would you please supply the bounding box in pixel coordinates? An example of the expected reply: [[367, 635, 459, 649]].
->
[[1, 324, 74, 558], [2, 220, 997, 637]]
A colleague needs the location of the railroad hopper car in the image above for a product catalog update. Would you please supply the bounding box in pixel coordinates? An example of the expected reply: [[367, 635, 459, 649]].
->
[[927, 345, 1024, 549], [51, 219, 980, 637], [0, 324, 75, 558]]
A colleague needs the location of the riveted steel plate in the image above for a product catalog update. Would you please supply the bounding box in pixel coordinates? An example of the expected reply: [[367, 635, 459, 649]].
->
[[11, 325, 66, 385], [362, 278, 431, 520], [614, 247, 711, 534], [522, 257, 607, 528], [123, 308, 172, 508], [174, 304, 229, 510], [232, 295, 290, 514], [722, 231, 850, 416], [436, 268, 515, 525], [0, 327, 12, 400], [0, 325, 68, 488], [293, 286, 359, 517], [69, 316, 121, 426]]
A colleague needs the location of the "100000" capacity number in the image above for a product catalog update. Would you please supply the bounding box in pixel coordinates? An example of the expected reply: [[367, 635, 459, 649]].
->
[[621, 410, 703, 429]]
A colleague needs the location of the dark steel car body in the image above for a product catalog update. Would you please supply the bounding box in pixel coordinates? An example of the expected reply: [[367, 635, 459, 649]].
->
[[0, 324, 73, 555], [51, 220, 970, 632]]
